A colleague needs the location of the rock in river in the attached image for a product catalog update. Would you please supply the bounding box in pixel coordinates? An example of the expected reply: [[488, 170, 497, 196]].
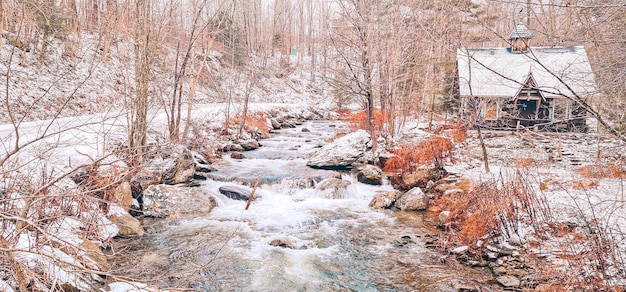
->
[[357, 164, 383, 185], [142, 184, 217, 218], [307, 130, 371, 169], [219, 184, 257, 201], [394, 187, 429, 211]]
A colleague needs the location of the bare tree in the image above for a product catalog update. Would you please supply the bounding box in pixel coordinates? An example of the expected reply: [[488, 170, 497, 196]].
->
[[129, 0, 152, 166]]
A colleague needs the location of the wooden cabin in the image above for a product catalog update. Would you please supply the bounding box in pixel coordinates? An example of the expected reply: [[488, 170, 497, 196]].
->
[[456, 22, 600, 131]]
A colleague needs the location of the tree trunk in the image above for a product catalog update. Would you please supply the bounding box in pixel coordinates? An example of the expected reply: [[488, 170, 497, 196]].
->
[[477, 125, 490, 173], [131, 0, 151, 166]]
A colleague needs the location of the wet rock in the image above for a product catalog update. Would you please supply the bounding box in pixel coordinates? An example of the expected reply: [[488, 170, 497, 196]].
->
[[240, 139, 260, 151], [315, 178, 352, 199], [394, 187, 428, 211], [231, 152, 245, 159], [369, 191, 402, 209], [142, 184, 217, 217], [230, 144, 245, 152], [194, 152, 216, 173], [496, 275, 520, 288], [219, 185, 255, 201], [356, 165, 383, 185], [301, 128, 310, 132], [307, 130, 371, 169], [269, 238, 296, 249]]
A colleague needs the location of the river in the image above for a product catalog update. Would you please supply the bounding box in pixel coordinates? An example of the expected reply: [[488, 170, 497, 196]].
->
[[110, 120, 495, 291]]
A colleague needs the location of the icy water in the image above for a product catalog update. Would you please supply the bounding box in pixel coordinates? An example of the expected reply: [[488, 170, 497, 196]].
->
[[111, 121, 494, 291]]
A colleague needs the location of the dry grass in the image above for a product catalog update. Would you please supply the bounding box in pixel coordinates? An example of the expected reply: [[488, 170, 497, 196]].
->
[[431, 171, 552, 246], [338, 108, 385, 132], [383, 136, 454, 173], [436, 120, 468, 143], [229, 112, 272, 138], [577, 163, 626, 179]]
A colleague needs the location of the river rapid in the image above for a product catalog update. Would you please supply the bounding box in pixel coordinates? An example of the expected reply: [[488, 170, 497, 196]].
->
[[110, 120, 495, 291]]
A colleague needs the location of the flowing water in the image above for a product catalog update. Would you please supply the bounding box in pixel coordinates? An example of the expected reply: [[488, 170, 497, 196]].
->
[[111, 121, 495, 291]]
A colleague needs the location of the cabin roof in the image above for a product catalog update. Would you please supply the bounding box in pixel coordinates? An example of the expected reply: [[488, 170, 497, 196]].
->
[[456, 46, 599, 98]]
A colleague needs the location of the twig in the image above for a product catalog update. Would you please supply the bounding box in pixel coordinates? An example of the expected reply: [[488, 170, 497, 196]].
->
[[245, 176, 261, 210]]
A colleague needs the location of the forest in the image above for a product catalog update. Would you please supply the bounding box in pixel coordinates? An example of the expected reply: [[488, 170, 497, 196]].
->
[[1, 0, 625, 291]]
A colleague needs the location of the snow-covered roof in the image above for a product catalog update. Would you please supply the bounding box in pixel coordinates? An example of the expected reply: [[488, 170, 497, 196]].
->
[[508, 22, 532, 40], [456, 46, 600, 98]]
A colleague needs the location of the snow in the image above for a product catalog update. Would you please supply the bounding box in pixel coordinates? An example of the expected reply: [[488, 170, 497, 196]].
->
[[108, 281, 156, 292]]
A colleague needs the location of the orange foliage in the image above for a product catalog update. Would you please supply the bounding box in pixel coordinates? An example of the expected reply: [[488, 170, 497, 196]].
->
[[339, 109, 385, 132], [577, 163, 626, 179], [571, 179, 598, 190], [431, 175, 543, 245], [437, 120, 468, 143], [229, 112, 271, 137], [515, 157, 535, 168], [383, 136, 454, 173]]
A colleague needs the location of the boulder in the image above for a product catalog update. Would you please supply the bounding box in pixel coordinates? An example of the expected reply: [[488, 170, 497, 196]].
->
[[402, 169, 434, 189], [239, 139, 260, 151], [109, 209, 143, 236], [301, 128, 311, 132], [394, 187, 429, 211], [270, 118, 282, 129], [130, 168, 160, 195], [80, 239, 111, 272], [231, 152, 246, 159], [269, 238, 296, 249], [315, 178, 352, 199], [369, 191, 403, 209], [307, 130, 371, 169], [142, 184, 218, 217], [357, 165, 383, 185], [159, 146, 196, 185], [496, 275, 520, 288], [230, 144, 245, 152], [112, 181, 133, 211], [219, 185, 255, 201]]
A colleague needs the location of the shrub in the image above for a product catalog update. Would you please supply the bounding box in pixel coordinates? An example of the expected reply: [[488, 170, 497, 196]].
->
[[339, 109, 385, 132], [383, 136, 454, 173], [577, 163, 626, 179]]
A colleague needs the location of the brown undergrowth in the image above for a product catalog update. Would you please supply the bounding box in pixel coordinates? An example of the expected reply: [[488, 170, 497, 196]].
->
[[338, 108, 385, 132], [228, 111, 272, 138], [430, 169, 626, 290]]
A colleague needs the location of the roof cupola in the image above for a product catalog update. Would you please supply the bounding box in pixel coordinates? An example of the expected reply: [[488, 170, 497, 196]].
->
[[508, 22, 532, 53]]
